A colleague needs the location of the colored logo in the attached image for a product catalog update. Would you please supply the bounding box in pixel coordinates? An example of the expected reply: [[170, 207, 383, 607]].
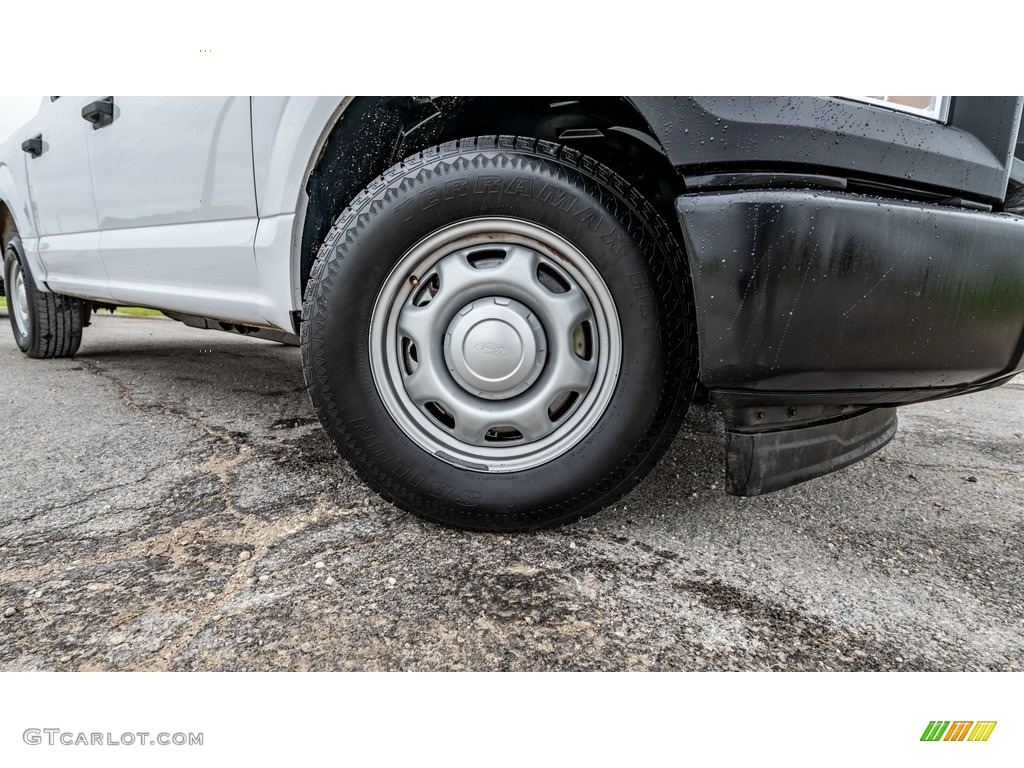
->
[[921, 721, 997, 742]]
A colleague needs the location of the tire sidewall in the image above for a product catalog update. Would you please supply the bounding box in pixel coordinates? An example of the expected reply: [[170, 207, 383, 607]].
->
[[305, 144, 683, 529], [4, 239, 33, 353]]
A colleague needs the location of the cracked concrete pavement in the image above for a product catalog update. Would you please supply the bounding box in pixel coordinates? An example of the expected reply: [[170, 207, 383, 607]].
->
[[1, 312, 1022, 670]]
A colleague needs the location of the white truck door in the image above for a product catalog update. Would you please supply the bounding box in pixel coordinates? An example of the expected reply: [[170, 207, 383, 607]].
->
[[86, 97, 266, 324], [22, 97, 111, 299]]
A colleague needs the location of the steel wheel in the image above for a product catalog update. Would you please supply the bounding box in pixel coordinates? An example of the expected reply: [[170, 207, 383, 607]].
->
[[9, 259, 31, 338], [370, 218, 621, 472]]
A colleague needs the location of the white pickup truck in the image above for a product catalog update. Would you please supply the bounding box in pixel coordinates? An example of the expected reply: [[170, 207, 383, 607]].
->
[[2, 96, 1023, 531]]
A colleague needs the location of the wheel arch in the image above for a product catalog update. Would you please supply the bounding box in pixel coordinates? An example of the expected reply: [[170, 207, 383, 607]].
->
[[1, 196, 21, 295], [0, 197, 16, 249], [0, 178, 23, 253], [289, 97, 689, 325]]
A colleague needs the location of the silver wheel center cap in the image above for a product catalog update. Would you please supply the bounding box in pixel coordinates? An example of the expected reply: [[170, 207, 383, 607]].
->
[[444, 297, 547, 400]]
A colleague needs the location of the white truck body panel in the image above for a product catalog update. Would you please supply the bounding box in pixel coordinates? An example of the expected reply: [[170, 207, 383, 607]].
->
[[23, 97, 110, 297], [250, 96, 345, 218], [35, 231, 107, 298], [87, 97, 264, 323], [0, 95, 347, 331], [250, 96, 346, 325], [0, 115, 37, 243], [88, 97, 257, 229], [253, 212, 298, 330], [101, 219, 266, 324]]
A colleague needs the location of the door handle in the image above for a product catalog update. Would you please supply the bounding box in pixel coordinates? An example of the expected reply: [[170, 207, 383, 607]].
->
[[21, 136, 44, 158], [82, 97, 114, 129]]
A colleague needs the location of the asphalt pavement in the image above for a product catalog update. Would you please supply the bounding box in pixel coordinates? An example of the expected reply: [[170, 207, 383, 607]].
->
[[1, 312, 1022, 670]]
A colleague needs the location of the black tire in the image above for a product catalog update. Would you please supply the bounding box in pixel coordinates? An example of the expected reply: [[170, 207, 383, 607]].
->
[[1006, 181, 1024, 216], [3, 236, 84, 358], [302, 136, 696, 531]]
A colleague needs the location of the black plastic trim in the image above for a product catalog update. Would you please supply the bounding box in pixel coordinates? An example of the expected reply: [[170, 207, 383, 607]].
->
[[677, 189, 1024, 400], [20, 136, 43, 158], [684, 171, 847, 192], [725, 407, 898, 496], [712, 371, 1022, 409], [81, 97, 114, 129], [632, 97, 1022, 201]]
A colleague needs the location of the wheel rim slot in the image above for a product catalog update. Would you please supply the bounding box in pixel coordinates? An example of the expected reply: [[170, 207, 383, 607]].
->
[[548, 391, 580, 423], [412, 273, 440, 306], [484, 426, 524, 442], [425, 401, 456, 430], [466, 249, 507, 269], [574, 321, 594, 361], [401, 338, 419, 375], [536, 262, 571, 294]]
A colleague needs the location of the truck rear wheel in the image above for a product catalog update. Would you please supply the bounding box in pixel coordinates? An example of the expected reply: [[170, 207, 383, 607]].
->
[[3, 236, 84, 359], [302, 136, 696, 531]]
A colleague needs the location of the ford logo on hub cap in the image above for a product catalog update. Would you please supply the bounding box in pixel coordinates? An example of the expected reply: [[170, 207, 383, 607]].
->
[[475, 343, 511, 357]]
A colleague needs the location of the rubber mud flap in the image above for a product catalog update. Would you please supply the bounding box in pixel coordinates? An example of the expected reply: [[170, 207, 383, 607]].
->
[[725, 408, 898, 496]]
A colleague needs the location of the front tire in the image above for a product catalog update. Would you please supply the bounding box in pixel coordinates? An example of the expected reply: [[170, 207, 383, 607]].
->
[[3, 236, 84, 358], [302, 136, 695, 531]]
